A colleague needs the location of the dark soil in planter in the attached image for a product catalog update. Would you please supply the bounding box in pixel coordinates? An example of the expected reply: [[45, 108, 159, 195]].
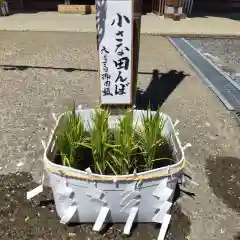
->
[[53, 141, 175, 175], [0, 172, 190, 240], [54, 146, 95, 171], [205, 156, 240, 213]]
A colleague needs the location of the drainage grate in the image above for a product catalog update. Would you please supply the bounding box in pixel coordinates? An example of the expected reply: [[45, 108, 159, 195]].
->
[[169, 37, 240, 111]]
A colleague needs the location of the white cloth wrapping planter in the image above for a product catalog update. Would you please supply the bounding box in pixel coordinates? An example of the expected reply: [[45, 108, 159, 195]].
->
[[47, 171, 178, 223], [27, 109, 189, 239]]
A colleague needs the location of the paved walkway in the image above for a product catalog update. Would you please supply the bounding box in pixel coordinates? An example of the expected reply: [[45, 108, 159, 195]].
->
[[0, 12, 240, 36]]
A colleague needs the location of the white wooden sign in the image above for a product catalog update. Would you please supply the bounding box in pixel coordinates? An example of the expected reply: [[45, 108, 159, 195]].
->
[[96, 0, 133, 105]]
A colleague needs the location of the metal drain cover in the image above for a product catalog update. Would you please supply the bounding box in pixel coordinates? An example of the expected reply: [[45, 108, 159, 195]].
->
[[169, 38, 240, 111]]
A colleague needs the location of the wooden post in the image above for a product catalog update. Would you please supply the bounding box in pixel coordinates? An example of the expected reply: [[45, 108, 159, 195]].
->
[[132, 0, 142, 107]]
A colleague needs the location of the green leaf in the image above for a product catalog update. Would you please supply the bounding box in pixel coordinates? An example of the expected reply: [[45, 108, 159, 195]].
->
[[106, 161, 118, 175]]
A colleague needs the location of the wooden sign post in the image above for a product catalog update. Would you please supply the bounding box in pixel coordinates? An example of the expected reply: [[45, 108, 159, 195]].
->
[[96, 0, 142, 109]]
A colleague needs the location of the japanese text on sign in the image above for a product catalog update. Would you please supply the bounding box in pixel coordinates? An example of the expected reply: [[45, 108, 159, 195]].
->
[[97, 0, 132, 104]]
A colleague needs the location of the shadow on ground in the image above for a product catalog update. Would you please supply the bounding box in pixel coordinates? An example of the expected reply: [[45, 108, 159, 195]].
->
[[0, 172, 191, 239], [205, 156, 240, 213], [1, 64, 98, 73], [186, 9, 240, 20], [234, 232, 240, 240], [188, 13, 240, 20], [136, 69, 188, 110], [0, 64, 155, 75]]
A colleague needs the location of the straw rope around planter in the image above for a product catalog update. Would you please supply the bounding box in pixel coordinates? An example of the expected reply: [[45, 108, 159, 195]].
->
[[43, 157, 185, 182]]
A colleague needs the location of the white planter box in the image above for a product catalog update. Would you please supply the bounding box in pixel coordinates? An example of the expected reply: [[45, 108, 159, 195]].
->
[[29, 109, 188, 237]]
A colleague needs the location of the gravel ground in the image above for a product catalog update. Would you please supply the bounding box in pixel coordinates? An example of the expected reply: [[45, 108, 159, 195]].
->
[[0, 32, 240, 240], [187, 38, 240, 85]]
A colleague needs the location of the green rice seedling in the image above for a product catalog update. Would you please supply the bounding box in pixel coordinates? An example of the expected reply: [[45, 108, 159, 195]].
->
[[135, 107, 166, 170], [56, 103, 172, 174], [110, 109, 138, 175], [56, 103, 85, 167], [88, 107, 114, 174]]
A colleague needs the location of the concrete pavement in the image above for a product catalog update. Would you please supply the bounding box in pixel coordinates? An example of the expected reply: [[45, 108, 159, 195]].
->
[[0, 12, 240, 36]]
